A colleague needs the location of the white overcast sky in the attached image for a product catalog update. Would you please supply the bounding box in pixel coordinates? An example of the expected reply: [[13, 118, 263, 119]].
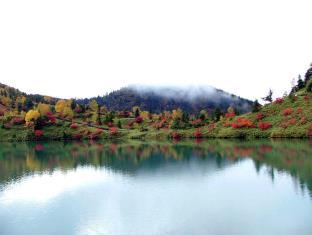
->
[[1, 0, 312, 100]]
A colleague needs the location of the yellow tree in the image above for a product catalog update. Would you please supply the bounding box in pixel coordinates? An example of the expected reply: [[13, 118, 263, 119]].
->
[[55, 100, 67, 113], [172, 109, 183, 120], [25, 110, 40, 123], [63, 107, 74, 119], [140, 111, 150, 120], [89, 100, 99, 112], [37, 103, 50, 117], [227, 106, 235, 114]]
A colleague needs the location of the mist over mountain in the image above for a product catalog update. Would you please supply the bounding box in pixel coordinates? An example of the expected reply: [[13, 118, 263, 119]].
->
[[76, 85, 253, 114]]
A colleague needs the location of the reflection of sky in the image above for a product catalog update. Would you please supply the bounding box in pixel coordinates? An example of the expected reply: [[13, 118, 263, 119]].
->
[[0, 160, 312, 235], [0, 167, 120, 205]]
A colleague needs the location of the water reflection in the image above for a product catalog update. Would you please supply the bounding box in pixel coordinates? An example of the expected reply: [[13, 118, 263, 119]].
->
[[0, 140, 312, 235], [1, 140, 312, 196]]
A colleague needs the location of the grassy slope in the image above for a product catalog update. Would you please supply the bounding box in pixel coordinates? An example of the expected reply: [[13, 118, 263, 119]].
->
[[0, 91, 311, 141], [128, 90, 312, 139]]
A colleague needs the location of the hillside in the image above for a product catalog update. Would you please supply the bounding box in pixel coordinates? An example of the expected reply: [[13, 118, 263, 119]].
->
[[0, 83, 58, 113], [0, 64, 311, 141], [0, 83, 252, 114], [76, 85, 253, 114]]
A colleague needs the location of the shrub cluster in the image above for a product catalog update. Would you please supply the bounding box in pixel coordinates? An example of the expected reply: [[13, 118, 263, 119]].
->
[[231, 118, 253, 129], [283, 108, 293, 116], [258, 122, 272, 130]]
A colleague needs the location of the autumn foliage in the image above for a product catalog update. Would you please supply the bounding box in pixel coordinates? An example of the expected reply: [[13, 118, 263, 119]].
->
[[231, 118, 253, 129], [274, 98, 284, 104], [256, 113, 264, 121], [194, 129, 202, 138], [171, 131, 181, 139], [35, 130, 44, 138], [283, 108, 294, 116], [109, 127, 118, 136], [70, 123, 78, 129], [258, 121, 272, 130]]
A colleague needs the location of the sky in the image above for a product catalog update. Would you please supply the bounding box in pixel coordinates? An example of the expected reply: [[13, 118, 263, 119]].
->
[[0, 0, 312, 101]]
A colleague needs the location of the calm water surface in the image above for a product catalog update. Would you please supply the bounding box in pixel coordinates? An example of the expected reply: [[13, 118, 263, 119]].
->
[[0, 140, 312, 235]]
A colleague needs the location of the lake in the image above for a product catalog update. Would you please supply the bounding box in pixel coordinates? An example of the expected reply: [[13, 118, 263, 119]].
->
[[0, 140, 312, 235]]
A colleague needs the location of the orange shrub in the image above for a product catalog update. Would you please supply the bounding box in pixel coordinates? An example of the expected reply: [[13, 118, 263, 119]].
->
[[258, 122, 272, 130], [297, 107, 303, 114], [191, 119, 202, 127], [70, 123, 78, 129], [109, 127, 118, 136], [194, 129, 202, 138], [231, 118, 253, 129], [171, 131, 181, 140], [256, 113, 264, 121], [274, 98, 284, 104], [225, 112, 235, 118], [283, 108, 293, 116]]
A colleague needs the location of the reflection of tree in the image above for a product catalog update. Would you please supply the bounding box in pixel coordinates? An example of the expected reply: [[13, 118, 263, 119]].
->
[[0, 140, 312, 197]]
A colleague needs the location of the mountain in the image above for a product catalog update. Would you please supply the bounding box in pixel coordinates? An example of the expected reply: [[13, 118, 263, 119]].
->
[[76, 85, 253, 114], [0, 83, 58, 112]]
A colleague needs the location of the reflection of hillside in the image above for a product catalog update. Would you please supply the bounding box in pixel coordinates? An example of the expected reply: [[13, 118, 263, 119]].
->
[[0, 141, 233, 181], [0, 140, 312, 196]]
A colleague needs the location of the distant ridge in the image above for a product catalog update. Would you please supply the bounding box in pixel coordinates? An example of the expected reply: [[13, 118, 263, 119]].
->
[[76, 85, 253, 114]]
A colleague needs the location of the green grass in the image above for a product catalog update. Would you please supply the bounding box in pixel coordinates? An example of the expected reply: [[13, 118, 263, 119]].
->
[[0, 91, 311, 142]]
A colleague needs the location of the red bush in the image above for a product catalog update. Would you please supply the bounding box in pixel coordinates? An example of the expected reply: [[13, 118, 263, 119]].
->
[[258, 122, 272, 130], [46, 112, 56, 124], [231, 118, 253, 129], [11, 117, 25, 125], [274, 98, 284, 104], [35, 130, 44, 137], [194, 129, 202, 138], [109, 127, 118, 136], [171, 131, 181, 140], [135, 116, 143, 124], [297, 107, 303, 114], [225, 112, 236, 118], [90, 129, 104, 139], [304, 96, 310, 102], [288, 118, 297, 125], [70, 123, 78, 129], [300, 117, 306, 125], [256, 113, 264, 121], [283, 108, 293, 116], [191, 119, 202, 127]]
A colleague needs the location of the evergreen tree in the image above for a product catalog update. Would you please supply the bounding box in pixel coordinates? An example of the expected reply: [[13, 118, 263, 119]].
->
[[262, 89, 273, 103], [214, 108, 222, 121], [25, 98, 34, 110], [182, 111, 189, 123], [71, 99, 77, 110], [304, 63, 312, 85], [252, 100, 261, 113], [297, 75, 305, 90], [97, 105, 102, 125], [134, 107, 140, 118]]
